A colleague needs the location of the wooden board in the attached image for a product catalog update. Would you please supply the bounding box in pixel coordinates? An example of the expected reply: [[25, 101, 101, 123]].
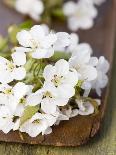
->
[[0, 0, 116, 148]]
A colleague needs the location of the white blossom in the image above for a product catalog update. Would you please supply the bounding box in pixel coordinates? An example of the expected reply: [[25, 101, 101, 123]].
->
[[76, 99, 94, 115], [15, 0, 44, 21], [15, 25, 58, 59], [38, 24, 72, 52], [27, 82, 69, 114], [27, 60, 78, 114], [53, 32, 72, 51], [0, 82, 33, 133], [69, 44, 98, 97], [66, 33, 79, 53], [54, 109, 69, 125], [69, 44, 97, 83], [0, 22, 109, 136], [91, 56, 109, 96], [0, 117, 14, 134], [15, 25, 71, 59], [43, 59, 78, 98], [54, 33, 79, 54], [61, 106, 79, 118], [0, 52, 26, 84], [20, 112, 57, 137], [63, 0, 98, 31], [84, 0, 106, 6], [0, 82, 32, 114]]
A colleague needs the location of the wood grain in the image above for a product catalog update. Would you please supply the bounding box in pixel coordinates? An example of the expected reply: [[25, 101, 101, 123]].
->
[[0, 0, 116, 150]]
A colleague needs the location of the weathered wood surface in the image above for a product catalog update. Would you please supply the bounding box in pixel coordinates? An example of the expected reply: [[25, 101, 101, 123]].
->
[[0, 0, 116, 153]]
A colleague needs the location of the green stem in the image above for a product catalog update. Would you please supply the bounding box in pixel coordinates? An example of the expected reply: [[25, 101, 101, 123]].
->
[[50, 51, 71, 62]]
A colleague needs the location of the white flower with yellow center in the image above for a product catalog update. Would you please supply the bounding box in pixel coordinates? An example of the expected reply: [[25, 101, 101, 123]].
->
[[0, 52, 26, 84], [0, 82, 33, 114], [27, 82, 69, 114], [15, 25, 58, 59], [27, 59, 79, 114], [0, 82, 33, 133], [15, 0, 44, 21], [69, 44, 97, 83], [63, 0, 98, 31], [15, 25, 71, 60], [43, 59, 78, 99], [29, 24, 72, 53], [20, 112, 58, 137]]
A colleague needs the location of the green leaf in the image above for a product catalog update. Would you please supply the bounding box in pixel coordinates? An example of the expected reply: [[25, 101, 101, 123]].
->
[[20, 106, 39, 126], [50, 51, 71, 62], [19, 20, 33, 29]]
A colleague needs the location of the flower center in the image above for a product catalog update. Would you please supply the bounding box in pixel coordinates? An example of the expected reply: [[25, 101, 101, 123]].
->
[[33, 119, 40, 124], [76, 8, 85, 18], [43, 91, 53, 98], [19, 97, 26, 104], [3, 88, 13, 95], [30, 39, 39, 49], [6, 62, 15, 72], [52, 75, 63, 87]]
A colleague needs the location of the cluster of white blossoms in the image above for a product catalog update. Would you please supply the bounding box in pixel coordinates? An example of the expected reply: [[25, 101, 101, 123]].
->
[[0, 25, 109, 137], [11, 0, 106, 31], [63, 0, 106, 31]]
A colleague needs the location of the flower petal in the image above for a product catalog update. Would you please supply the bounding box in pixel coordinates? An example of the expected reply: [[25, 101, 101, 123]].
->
[[63, 1, 77, 16], [55, 59, 69, 76], [53, 98, 69, 106], [97, 56, 110, 73], [0, 70, 13, 84], [43, 65, 56, 81], [89, 57, 98, 66], [15, 47, 31, 53], [26, 93, 42, 106], [41, 33, 57, 48], [12, 67, 26, 80], [65, 69, 78, 86], [41, 99, 57, 114], [79, 65, 97, 81], [0, 118, 14, 134], [54, 32, 71, 49], [13, 82, 32, 99], [12, 52, 26, 66], [32, 48, 54, 59], [58, 84, 75, 98], [15, 0, 30, 14], [78, 102, 94, 115], [30, 25, 45, 41], [16, 30, 32, 47]]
